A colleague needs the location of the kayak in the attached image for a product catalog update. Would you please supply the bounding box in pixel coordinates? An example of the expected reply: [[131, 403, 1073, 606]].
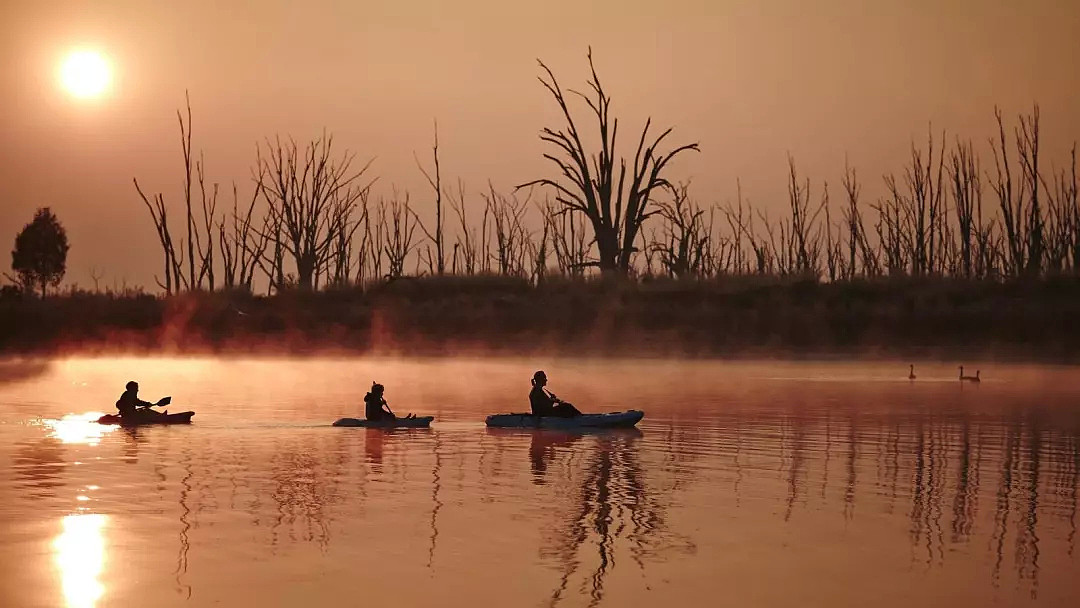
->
[[333, 416, 434, 428], [485, 410, 644, 429], [97, 411, 195, 425]]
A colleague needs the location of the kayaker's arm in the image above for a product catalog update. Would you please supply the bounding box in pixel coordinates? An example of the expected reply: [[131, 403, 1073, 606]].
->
[[382, 399, 397, 418]]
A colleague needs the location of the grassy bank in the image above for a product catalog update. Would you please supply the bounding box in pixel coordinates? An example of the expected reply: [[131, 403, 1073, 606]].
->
[[1, 275, 1078, 361]]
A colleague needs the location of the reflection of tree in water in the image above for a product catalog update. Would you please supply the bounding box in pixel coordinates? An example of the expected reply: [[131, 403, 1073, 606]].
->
[[1015, 425, 1042, 598], [752, 404, 1080, 599], [890, 412, 1076, 598], [990, 420, 1020, 589], [536, 430, 695, 608], [175, 443, 194, 600], [428, 431, 443, 570], [784, 415, 807, 522], [530, 431, 584, 484], [1065, 434, 1079, 558], [949, 419, 981, 543], [269, 435, 348, 551]]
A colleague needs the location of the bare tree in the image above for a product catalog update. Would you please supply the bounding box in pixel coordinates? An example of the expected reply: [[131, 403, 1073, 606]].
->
[[133, 180, 182, 293], [519, 48, 699, 276], [651, 183, 710, 278], [1016, 105, 1044, 277], [448, 179, 488, 275], [544, 199, 592, 277], [414, 121, 446, 275], [883, 130, 945, 277], [88, 266, 104, 292], [254, 134, 373, 290], [990, 106, 1028, 277], [841, 161, 878, 278], [380, 191, 420, 280], [133, 94, 222, 293], [784, 157, 826, 277], [949, 140, 981, 278], [194, 156, 219, 290], [484, 184, 533, 277], [219, 183, 266, 291]]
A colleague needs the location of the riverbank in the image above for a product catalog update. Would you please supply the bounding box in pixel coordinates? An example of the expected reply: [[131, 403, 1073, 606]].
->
[[2, 275, 1078, 361]]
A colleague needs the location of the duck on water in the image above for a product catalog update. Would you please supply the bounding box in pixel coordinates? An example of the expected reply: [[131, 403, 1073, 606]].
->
[[959, 366, 981, 382]]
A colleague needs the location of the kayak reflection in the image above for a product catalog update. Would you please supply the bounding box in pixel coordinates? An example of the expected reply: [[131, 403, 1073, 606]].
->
[[488, 427, 694, 607], [536, 428, 694, 607]]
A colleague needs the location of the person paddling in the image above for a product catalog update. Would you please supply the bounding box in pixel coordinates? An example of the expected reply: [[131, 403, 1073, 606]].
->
[[364, 383, 415, 422], [529, 371, 581, 418], [116, 381, 169, 421]]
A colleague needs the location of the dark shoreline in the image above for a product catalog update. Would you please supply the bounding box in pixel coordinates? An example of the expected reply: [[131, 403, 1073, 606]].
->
[[3, 275, 1079, 363]]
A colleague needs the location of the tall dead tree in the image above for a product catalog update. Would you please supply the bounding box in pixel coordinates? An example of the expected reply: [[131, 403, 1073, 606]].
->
[[949, 140, 981, 278], [219, 183, 266, 290], [380, 191, 420, 280], [990, 107, 1029, 277], [1016, 106, 1044, 277], [544, 199, 592, 277], [133, 94, 218, 293], [133, 182, 182, 293], [484, 184, 532, 277], [519, 48, 699, 276], [448, 180, 482, 275], [651, 183, 710, 278], [415, 121, 446, 275], [254, 134, 373, 290]]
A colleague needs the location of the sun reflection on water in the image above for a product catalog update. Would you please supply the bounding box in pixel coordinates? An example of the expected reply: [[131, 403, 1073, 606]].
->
[[53, 514, 107, 608], [44, 413, 113, 445]]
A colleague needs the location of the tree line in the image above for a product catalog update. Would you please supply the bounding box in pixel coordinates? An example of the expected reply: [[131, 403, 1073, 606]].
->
[[8, 50, 1078, 298]]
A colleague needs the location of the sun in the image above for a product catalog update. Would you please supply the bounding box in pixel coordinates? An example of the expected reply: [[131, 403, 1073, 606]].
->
[[59, 50, 111, 99]]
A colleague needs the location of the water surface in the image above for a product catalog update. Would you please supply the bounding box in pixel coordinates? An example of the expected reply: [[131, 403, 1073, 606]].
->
[[1, 357, 1078, 607]]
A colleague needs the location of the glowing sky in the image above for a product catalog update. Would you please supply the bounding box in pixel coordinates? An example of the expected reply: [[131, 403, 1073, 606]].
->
[[0, 0, 1077, 287]]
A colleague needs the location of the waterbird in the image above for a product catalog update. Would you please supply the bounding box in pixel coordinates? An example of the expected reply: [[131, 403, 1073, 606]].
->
[[959, 366, 981, 382], [908, 364, 916, 380]]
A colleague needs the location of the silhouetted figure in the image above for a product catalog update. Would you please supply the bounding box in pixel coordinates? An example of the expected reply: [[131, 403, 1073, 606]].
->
[[909, 364, 916, 380], [116, 381, 168, 420], [529, 371, 581, 418], [363, 382, 415, 421]]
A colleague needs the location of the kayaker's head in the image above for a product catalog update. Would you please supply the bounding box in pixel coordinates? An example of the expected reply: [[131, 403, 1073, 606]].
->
[[125, 380, 139, 393], [371, 382, 384, 396], [532, 370, 547, 387]]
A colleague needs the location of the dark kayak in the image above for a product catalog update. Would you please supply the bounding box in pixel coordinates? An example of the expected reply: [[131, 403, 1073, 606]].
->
[[333, 416, 434, 428], [485, 410, 644, 429], [97, 411, 195, 426]]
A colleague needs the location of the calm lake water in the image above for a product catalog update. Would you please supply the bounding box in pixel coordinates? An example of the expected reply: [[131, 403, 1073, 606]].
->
[[1, 356, 1078, 607]]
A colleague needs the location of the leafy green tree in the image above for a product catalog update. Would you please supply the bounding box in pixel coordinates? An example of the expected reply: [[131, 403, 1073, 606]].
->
[[11, 207, 69, 297]]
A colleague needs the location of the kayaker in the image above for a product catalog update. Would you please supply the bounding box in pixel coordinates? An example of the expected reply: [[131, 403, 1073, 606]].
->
[[529, 371, 581, 418], [363, 383, 415, 421], [115, 381, 166, 420]]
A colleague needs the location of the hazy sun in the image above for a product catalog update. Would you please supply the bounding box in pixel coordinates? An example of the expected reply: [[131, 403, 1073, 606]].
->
[[59, 50, 111, 99]]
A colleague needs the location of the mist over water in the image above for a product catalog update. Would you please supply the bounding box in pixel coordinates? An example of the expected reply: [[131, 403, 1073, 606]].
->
[[1, 357, 1078, 607]]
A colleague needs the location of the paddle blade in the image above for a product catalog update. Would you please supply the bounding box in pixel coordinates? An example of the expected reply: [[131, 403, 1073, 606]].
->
[[158, 396, 172, 406]]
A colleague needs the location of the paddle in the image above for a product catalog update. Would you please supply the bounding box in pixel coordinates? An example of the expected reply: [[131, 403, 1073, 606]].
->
[[136, 396, 171, 413]]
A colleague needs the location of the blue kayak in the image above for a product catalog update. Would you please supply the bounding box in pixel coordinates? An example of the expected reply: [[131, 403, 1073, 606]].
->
[[333, 416, 434, 428], [485, 410, 643, 429]]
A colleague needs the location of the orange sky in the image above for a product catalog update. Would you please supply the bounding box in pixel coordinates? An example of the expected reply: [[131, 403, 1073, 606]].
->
[[1, 0, 1078, 287]]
